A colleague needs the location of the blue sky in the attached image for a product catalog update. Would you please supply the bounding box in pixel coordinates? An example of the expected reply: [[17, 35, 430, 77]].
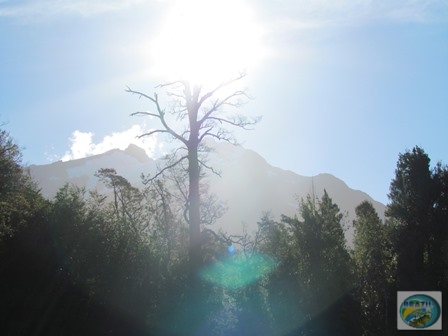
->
[[1, 0, 447, 204]]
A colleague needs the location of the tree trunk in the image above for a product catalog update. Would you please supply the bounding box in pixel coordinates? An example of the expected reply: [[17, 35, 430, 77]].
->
[[186, 85, 202, 285], [188, 143, 201, 282], [184, 132, 205, 334]]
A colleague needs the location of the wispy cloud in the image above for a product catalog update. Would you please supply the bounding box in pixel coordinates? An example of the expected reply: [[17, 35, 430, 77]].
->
[[61, 124, 162, 161], [0, 0, 146, 19], [266, 0, 448, 34]]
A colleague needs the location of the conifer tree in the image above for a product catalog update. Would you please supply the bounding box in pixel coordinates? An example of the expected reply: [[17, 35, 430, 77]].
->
[[353, 201, 393, 335]]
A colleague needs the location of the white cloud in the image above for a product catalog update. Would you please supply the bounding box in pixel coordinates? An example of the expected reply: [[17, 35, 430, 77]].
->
[[265, 0, 448, 34], [61, 124, 160, 161], [0, 0, 146, 19], [3, 0, 446, 24]]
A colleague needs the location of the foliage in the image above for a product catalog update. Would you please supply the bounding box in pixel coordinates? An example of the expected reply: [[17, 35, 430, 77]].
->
[[386, 146, 448, 291], [0, 129, 46, 240], [2, 131, 448, 335], [257, 191, 357, 335], [353, 201, 394, 335]]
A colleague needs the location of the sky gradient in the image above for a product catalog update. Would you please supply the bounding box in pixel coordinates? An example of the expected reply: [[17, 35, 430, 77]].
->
[[1, 0, 448, 205]]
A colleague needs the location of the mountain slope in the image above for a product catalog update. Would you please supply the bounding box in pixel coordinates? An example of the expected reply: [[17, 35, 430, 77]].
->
[[205, 142, 385, 244], [28, 142, 385, 245]]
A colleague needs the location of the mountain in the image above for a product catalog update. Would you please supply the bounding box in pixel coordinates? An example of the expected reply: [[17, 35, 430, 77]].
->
[[28, 142, 385, 246], [29, 144, 156, 198]]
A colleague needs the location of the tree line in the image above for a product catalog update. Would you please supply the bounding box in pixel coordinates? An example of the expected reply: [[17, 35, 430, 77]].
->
[[1, 128, 447, 335]]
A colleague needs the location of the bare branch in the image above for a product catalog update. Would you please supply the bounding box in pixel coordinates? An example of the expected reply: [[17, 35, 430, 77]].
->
[[167, 90, 187, 100], [208, 115, 260, 130], [198, 127, 213, 142], [198, 72, 247, 108], [170, 145, 188, 158], [198, 159, 221, 177], [198, 89, 249, 125], [127, 86, 188, 146], [199, 129, 238, 145], [202, 228, 226, 243], [184, 203, 190, 224], [125, 87, 157, 104], [156, 80, 187, 89], [137, 129, 170, 138], [172, 171, 189, 203], [181, 129, 191, 139], [143, 155, 189, 184], [202, 228, 244, 245], [130, 111, 161, 119]]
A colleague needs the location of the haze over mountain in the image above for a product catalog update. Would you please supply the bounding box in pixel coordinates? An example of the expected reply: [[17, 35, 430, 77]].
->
[[28, 142, 385, 246]]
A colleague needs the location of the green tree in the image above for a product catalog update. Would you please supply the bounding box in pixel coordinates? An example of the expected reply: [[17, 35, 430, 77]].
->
[[290, 191, 352, 313], [353, 201, 394, 335], [257, 213, 303, 335], [386, 146, 446, 290], [383, 146, 448, 334], [0, 129, 22, 195], [0, 129, 46, 240], [93, 170, 194, 333], [0, 129, 59, 334], [432, 162, 448, 289], [95, 168, 148, 234], [0, 130, 195, 334], [261, 191, 357, 335], [48, 183, 169, 334]]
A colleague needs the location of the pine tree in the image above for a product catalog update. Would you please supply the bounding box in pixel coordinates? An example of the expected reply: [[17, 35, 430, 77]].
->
[[353, 201, 393, 335], [386, 146, 444, 290], [264, 191, 357, 335]]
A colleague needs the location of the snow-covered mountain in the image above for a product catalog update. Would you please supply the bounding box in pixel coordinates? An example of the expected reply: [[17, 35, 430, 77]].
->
[[28, 142, 385, 246]]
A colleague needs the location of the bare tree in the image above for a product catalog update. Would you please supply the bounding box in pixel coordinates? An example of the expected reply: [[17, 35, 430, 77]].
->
[[126, 73, 259, 283]]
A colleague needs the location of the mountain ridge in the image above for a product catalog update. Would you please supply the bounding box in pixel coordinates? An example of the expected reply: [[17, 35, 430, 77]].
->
[[28, 142, 386, 246]]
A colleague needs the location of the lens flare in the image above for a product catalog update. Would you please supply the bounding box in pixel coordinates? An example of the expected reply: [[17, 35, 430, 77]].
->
[[200, 252, 277, 289]]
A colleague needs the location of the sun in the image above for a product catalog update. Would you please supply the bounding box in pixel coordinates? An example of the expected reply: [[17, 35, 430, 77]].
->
[[150, 0, 265, 87]]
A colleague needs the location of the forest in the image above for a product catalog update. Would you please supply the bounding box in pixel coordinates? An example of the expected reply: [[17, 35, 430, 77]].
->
[[1, 126, 447, 336]]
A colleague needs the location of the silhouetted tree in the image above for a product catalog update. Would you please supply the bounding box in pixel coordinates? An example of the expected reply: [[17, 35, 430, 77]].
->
[[386, 146, 445, 290], [126, 75, 259, 292], [0, 128, 45, 240], [257, 213, 302, 335], [384, 146, 448, 334], [260, 191, 357, 335], [431, 162, 448, 289], [353, 201, 394, 335]]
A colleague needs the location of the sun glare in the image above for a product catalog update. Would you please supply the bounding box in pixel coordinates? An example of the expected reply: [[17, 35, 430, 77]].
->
[[150, 0, 265, 87]]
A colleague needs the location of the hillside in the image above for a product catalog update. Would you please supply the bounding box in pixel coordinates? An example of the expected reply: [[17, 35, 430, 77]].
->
[[28, 142, 386, 245]]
